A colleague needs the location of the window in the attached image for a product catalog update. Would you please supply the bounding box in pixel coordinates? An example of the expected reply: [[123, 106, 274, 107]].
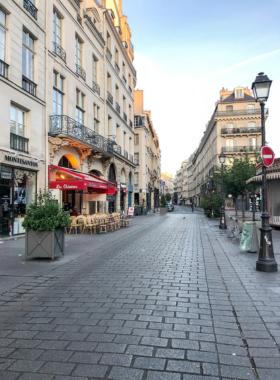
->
[[247, 104, 255, 114], [93, 55, 98, 83], [93, 103, 100, 132], [22, 30, 35, 80], [107, 72, 111, 93], [0, 10, 6, 62], [128, 73, 131, 87], [134, 134, 139, 145], [226, 105, 233, 114], [106, 32, 111, 51], [134, 152, 139, 165], [249, 138, 256, 148], [10, 105, 25, 137], [115, 48, 119, 64], [226, 139, 233, 148], [248, 122, 256, 131], [53, 72, 64, 115], [53, 10, 62, 47], [226, 123, 233, 129], [129, 104, 132, 119], [134, 172, 139, 185], [235, 89, 243, 98], [76, 89, 85, 125], [75, 35, 82, 68]]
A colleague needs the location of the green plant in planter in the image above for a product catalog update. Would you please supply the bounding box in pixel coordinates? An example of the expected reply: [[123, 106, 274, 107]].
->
[[160, 195, 167, 207], [22, 189, 71, 232], [200, 194, 222, 218]]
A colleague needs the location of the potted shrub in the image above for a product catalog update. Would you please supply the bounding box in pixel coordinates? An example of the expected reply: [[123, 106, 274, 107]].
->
[[22, 190, 71, 260], [160, 195, 167, 215]]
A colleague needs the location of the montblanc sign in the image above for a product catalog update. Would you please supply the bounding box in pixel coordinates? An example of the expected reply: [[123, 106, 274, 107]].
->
[[5, 155, 39, 167]]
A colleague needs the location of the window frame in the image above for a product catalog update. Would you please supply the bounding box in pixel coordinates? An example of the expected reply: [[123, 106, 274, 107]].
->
[[22, 30, 35, 81], [0, 9, 7, 63], [53, 10, 62, 47], [10, 105, 26, 137], [75, 35, 82, 68], [134, 134, 139, 145], [76, 89, 85, 125], [52, 71, 64, 116]]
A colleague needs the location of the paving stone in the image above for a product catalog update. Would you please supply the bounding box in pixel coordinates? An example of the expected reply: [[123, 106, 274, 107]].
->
[[183, 376, 219, 380], [38, 350, 73, 362], [18, 374, 54, 380], [126, 345, 153, 357], [9, 360, 44, 372], [95, 343, 126, 353], [146, 371, 181, 380], [133, 357, 166, 370], [108, 366, 144, 380], [166, 359, 201, 374], [0, 371, 20, 380], [100, 353, 133, 366], [39, 362, 76, 375], [155, 348, 185, 359], [68, 352, 101, 364], [171, 339, 199, 350], [9, 348, 44, 360], [72, 364, 108, 378], [220, 364, 255, 379], [187, 350, 218, 363]]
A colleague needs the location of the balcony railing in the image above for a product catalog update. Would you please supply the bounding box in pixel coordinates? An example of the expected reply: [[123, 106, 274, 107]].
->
[[115, 62, 120, 73], [107, 91, 113, 105], [77, 13, 82, 25], [0, 60, 9, 78], [53, 42, 66, 62], [73, 0, 80, 7], [216, 109, 268, 117], [221, 126, 262, 135], [106, 47, 112, 61], [83, 15, 105, 44], [122, 75, 127, 84], [76, 64, 86, 80], [116, 102, 120, 113], [92, 81, 100, 95], [129, 154, 133, 163], [22, 75, 37, 96], [129, 120, 133, 128], [129, 86, 132, 94], [23, 0, 37, 19], [114, 144, 121, 155], [222, 145, 261, 153], [123, 112, 127, 122], [123, 150, 128, 159], [49, 115, 115, 155], [10, 133, 29, 154]]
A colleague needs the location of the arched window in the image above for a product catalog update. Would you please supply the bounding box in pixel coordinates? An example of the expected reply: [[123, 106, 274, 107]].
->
[[121, 169, 126, 183], [58, 156, 73, 169], [89, 170, 101, 177], [108, 164, 116, 182]]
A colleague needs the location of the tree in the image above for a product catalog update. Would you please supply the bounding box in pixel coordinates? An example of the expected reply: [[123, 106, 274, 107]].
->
[[160, 195, 167, 208], [201, 193, 222, 218], [165, 193, 171, 202], [173, 192, 178, 205]]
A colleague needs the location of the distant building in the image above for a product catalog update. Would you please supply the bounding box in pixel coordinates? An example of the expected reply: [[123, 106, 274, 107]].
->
[[161, 173, 174, 197]]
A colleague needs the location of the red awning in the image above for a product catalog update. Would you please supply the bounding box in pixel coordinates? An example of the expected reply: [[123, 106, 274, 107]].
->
[[123, 190, 129, 194], [48, 165, 115, 194]]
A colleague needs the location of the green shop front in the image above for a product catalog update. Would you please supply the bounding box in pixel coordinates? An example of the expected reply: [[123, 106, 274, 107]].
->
[[0, 156, 38, 238]]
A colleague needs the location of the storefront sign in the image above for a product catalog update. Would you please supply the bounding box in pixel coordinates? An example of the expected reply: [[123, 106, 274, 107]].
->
[[5, 155, 39, 168], [120, 183, 126, 189], [106, 194, 115, 202], [128, 207, 134, 216], [1, 172, 12, 179]]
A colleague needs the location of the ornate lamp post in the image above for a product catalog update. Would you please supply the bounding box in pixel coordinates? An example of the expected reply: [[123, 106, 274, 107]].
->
[[210, 169, 214, 219], [251, 72, 277, 272], [219, 152, 227, 229]]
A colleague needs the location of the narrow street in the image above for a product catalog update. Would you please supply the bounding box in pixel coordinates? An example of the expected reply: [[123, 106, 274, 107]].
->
[[1, 210, 280, 380]]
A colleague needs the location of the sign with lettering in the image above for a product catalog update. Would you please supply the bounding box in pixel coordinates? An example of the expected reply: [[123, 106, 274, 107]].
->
[[5, 155, 39, 168], [128, 207, 134, 216]]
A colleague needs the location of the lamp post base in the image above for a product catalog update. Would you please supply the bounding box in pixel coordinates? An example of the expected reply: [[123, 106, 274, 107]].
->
[[256, 218, 278, 272], [219, 224, 227, 230], [256, 259, 278, 272], [219, 208, 227, 229]]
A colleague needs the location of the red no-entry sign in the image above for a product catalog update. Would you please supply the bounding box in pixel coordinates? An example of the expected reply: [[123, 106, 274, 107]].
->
[[261, 146, 275, 167]]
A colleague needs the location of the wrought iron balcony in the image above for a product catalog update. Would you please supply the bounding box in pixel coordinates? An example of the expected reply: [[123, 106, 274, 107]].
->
[[22, 75, 37, 96], [221, 126, 262, 135], [116, 102, 120, 113], [123, 112, 127, 122], [83, 15, 105, 44], [10, 133, 29, 154], [49, 115, 115, 156], [129, 154, 133, 163], [106, 47, 112, 61], [53, 42, 66, 62], [107, 91, 113, 105], [114, 144, 122, 155], [129, 86, 132, 94], [122, 75, 127, 84], [0, 60, 9, 78], [73, 0, 80, 7], [129, 120, 133, 128], [222, 145, 261, 153], [92, 81, 100, 95], [124, 150, 128, 159], [216, 109, 268, 117], [77, 13, 82, 25], [76, 64, 86, 80], [23, 0, 37, 19], [115, 62, 120, 73]]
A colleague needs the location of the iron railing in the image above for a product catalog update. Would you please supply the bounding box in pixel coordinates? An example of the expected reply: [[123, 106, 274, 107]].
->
[[222, 145, 261, 153], [216, 109, 268, 117], [124, 150, 128, 159], [92, 81, 100, 95], [73, 0, 80, 7], [113, 144, 133, 162], [122, 75, 127, 84], [221, 127, 262, 135], [77, 13, 82, 25], [106, 47, 112, 61], [0, 60, 8, 78], [23, 0, 37, 19], [129, 120, 133, 128], [115, 62, 120, 73], [53, 42, 66, 62], [129, 154, 133, 163], [10, 133, 29, 154], [49, 115, 115, 155], [107, 91, 113, 105], [114, 144, 121, 155], [76, 64, 86, 80], [123, 112, 127, 122], [129, 86, 132, 94], [22, 75, 37, 96], [116, 102, 120, 113], [83, 15, 105, 44]]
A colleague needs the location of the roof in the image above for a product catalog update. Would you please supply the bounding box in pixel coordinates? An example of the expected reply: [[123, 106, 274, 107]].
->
[[221, 93, 256, 103]]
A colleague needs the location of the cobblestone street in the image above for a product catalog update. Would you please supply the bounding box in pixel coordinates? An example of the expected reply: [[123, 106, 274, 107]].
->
[[1, 209, 280, 379]]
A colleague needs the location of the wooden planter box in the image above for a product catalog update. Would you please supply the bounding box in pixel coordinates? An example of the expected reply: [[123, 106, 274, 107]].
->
[[25, 229, 65, 259], [160, 207, 167, 215]]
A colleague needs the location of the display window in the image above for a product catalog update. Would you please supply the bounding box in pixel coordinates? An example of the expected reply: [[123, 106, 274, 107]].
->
[[0, 165, 37, 237]]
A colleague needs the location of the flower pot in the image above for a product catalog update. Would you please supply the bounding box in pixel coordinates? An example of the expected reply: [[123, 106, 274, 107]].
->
[[25, 228, 65, 259], [160, 207, 167, 215]]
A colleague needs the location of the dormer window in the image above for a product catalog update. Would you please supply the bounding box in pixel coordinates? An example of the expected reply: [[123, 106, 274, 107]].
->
[[235, 88, 243, 98]]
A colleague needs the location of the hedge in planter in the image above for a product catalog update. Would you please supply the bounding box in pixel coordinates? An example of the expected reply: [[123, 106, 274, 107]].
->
[[22, 190, 71, 259], [160, 195, 167, 215]]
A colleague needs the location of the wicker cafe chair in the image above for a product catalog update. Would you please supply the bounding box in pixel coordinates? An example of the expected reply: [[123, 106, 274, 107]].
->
[[98, 218, 107, 234], [91, 216, 99, 234], [66, 216, 81, 234]]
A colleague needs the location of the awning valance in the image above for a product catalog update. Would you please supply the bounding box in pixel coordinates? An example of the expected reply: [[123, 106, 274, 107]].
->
[[246, 172, 280, 184], [48, 165, 115, 194]]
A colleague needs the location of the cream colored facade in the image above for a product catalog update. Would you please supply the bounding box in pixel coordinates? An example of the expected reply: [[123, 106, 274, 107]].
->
[[191, 86, 264, 207], [174, 159, 188, 204], [161, 172, 174, 197], [134, 90, 161, 210]]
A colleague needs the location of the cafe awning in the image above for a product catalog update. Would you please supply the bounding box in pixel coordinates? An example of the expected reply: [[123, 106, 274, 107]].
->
[[48, 165, 115, 194]]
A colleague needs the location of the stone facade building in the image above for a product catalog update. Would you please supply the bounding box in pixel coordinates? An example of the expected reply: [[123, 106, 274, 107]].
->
[[160, 172, 174, 198]]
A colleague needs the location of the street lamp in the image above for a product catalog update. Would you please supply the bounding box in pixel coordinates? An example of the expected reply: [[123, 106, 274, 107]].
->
[[251, 72, 277, 272], [219, 152, 227, 229], [209, 169, 214, 219]]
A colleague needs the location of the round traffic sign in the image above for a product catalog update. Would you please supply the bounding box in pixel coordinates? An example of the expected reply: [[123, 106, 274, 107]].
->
[[261, 146, 275, 167]]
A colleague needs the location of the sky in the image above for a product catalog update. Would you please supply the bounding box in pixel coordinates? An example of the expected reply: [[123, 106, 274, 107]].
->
[[122, 0, 280, 177]]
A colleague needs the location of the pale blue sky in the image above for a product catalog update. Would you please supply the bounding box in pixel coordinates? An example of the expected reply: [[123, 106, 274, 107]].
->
[[123, 0, 280, 175]]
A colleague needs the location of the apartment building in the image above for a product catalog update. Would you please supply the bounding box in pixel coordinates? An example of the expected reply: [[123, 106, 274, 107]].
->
[[174, 159, 188, 204], [192, 86, 264, 207], [0, 0, 46, 237], [134, 90, 161, 210], [161, 172, 174, 197]]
